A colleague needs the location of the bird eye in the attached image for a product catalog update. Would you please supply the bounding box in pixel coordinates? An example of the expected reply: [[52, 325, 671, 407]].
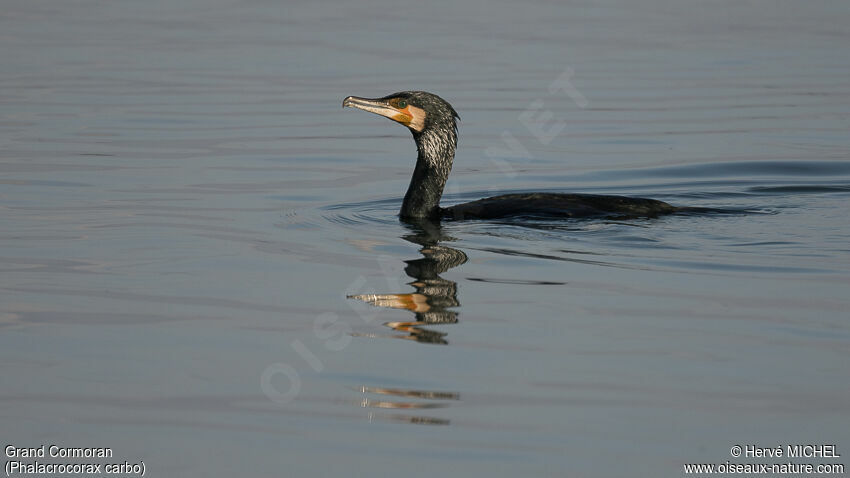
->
[[397, 99, 407, 108]]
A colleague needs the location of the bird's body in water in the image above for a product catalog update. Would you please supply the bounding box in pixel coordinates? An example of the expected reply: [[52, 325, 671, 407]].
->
[[343, 91, 679, 221]]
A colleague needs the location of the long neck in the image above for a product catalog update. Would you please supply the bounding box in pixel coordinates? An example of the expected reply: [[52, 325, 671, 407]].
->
[[400, 127, 456, 219]]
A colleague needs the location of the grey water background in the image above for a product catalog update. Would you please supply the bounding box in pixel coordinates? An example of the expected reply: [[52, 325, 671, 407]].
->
[[2, 0, 849, 476]]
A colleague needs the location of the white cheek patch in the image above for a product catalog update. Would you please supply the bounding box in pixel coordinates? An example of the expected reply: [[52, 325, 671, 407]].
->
[[406, 105, 426, 132]]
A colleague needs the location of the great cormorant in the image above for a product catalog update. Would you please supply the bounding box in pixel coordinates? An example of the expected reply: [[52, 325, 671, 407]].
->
[[343, 91, 679, 221]]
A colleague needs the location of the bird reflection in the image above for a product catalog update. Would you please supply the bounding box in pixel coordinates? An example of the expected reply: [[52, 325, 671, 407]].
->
[[356, 386, 459, 426], [348, 219, 466, 345]]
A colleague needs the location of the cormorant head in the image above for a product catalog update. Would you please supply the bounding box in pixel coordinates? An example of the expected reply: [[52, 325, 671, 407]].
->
[[343, 91, 459, 220], [343, 91, 459, 139]]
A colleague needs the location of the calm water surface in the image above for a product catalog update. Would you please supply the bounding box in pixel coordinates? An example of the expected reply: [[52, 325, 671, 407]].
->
[[2, 0, 849, 476]]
